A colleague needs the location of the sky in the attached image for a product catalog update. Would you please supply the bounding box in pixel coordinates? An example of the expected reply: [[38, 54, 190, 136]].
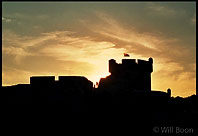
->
[[2, 2, 196, 97]]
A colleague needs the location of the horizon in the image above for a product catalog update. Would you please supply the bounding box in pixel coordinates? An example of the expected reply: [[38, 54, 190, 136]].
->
[[2, 2, 196, 97]]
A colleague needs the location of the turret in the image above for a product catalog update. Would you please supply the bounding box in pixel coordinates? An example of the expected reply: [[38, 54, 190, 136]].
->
[[106, 57, 154, 91], [167, 88, 171, 97], [149, 57, 153, 72], [109, 59, 117, 74]]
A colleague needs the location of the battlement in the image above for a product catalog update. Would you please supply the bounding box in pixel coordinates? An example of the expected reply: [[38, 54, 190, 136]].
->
[[103, 58, 154, 91], [30, 76, 55, 87], [58, 76, 93, 87], [109, 58, 153, 74], [30, 76, 93, 92]]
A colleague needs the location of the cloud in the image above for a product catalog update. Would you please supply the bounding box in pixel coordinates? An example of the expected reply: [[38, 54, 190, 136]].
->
[[147, 4, 175, 14], [2, 35, 96, 85], [2, 30, 58, 64], [152, 65, 196, 97], [2, 66, 32, 86], [78, 11, 196, 96], [2, 29, 126, 85], [2, 46, 33, 64], [2, 17, 12, 22], [146, 3, 186, 17], [2, 10, 195, 97], [4, 13, 50, 20], [88, 11, 161, 51]]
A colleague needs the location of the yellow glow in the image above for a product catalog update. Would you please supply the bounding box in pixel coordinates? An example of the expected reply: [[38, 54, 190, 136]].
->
[[2, 15, 195, 97]]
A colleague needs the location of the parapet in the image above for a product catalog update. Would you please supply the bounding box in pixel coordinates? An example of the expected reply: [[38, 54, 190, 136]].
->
[[59, 76, 88, 81], [30, 76, 55, 86], [58, 76, 93, 87], [122, 59, 136, 65], [137, 58, 153, 72], [59, 76, 84, 83], [109, 58, 153, 74]]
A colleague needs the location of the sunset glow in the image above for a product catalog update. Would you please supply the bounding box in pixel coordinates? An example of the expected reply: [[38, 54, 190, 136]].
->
[[2, 2, 196, 97]]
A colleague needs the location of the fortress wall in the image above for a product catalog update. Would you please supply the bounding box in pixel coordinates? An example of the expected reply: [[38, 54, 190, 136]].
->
[[30, 76, 55, 87], [106, 58, 153, 91]]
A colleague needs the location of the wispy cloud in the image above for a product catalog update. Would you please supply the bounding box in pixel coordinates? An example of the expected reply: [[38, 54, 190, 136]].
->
[[2, 30, 57, 64], [4, 12, 50, 20], [78, 11, 196, 96], [2, 66, 33, 86], [147, 4, 175, 14], [146, 3, 186, 17], [2, 7, 195, 97], [2, 29, 126, 85], [89, 11, 161, 51], [2, 17, 12, 22]]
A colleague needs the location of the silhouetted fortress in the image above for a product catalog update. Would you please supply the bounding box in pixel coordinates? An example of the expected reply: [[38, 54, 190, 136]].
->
[[2, 57, 197, 114], [99, 58, 153, 92], [30, 76, 93, 96], [2, 58, 172, 105], [98, 58, 171, 98], [2, 57, 197, 135], [3, 76, 93, 105]]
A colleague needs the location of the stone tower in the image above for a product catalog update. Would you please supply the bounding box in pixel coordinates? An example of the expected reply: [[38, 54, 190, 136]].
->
[[99, 58, 153, 92]]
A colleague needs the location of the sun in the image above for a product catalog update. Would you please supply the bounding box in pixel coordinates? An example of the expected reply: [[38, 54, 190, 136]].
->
[[87, 68, 111, 88]]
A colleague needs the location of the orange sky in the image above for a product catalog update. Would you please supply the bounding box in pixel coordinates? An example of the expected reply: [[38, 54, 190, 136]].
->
[[2, 2, 196, 97]]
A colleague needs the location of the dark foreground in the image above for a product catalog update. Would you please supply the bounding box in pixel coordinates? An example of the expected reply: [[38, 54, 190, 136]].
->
[[1, 85, 198, 136]]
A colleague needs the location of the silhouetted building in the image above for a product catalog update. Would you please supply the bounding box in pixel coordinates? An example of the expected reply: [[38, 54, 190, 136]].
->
[[2, 57, 197, 133], [2, 84, 32, 104], [98, 58, 153, 94], [30, 76, 92, 93], [30, 76, 55, 87], [167, 88, 171, 97], [57, 76, 93, 95], [2, 57, 197, 116]]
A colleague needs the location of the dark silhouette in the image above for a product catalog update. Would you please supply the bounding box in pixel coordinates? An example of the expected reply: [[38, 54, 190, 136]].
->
[[99, 58, 153, 92], [1, 57, 197, 135]]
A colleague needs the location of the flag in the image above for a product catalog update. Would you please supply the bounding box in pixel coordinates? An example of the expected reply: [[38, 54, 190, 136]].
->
[[124, 53, 130, 57]]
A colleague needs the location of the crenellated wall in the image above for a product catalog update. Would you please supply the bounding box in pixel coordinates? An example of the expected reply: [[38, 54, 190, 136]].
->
[[104, 58, 153, 91]]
